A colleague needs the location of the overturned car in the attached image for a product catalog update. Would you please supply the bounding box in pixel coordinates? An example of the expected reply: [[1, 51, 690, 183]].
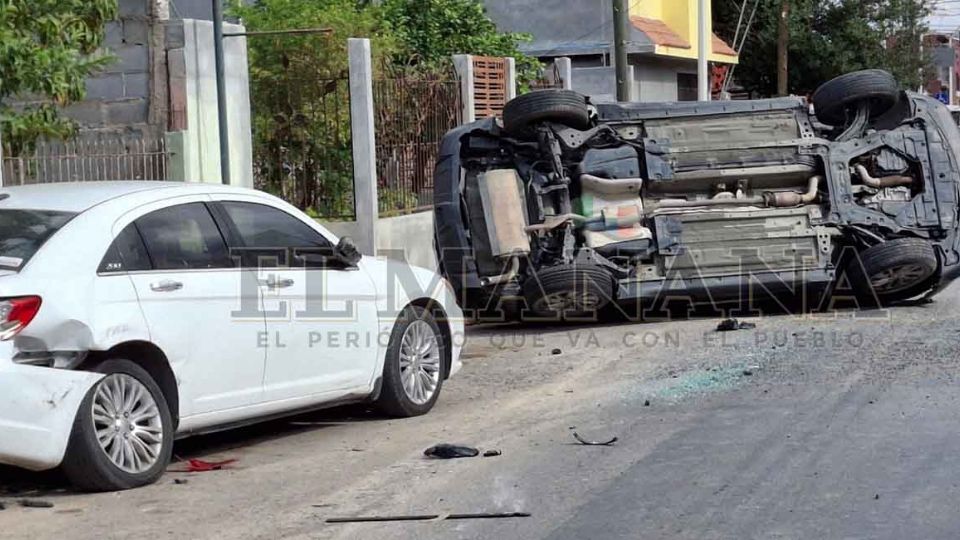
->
[[433, 70, 960, 319]]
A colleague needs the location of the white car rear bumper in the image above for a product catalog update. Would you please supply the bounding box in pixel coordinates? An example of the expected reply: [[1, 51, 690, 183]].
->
[[0, 349, 103, 471]]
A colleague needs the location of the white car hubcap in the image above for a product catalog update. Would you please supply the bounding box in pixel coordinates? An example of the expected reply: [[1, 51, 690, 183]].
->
[[92, 374, 164, 474], [399, 320, 441, 405]]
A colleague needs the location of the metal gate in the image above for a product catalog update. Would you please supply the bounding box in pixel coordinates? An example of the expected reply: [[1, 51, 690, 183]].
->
[[374, 68, 462, 215]]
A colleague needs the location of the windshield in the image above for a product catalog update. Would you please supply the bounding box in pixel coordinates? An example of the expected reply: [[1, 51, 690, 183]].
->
[[0, 209, 75, 271]]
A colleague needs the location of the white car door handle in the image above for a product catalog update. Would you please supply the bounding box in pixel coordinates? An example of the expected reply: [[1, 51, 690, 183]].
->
[[259, 277, 295, 289], [150, 280, 183, 292]]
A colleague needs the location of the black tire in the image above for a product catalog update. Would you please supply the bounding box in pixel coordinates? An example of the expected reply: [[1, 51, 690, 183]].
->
[[376, 305, 446, 417], [812, 69, 900, 126], [502, 89, 590, 138], [61, 359, 174, 492], [522, 264, 616, 318], [847, 238, 939, 305]]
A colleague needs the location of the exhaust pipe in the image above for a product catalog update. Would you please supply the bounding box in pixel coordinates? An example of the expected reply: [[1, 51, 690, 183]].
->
[[762, 175, 822, 207], [853, 164, 913, 189]]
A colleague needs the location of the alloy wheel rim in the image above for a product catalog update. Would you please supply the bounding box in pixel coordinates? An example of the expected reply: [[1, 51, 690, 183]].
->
[[870, 263, 931, 294], [400, 320, 441, 405], [92, 373, 164, 474]]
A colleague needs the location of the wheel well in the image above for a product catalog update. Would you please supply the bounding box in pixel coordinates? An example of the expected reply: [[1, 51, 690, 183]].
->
[[408, 298, 453, 379], [84, 341, 180, 428]]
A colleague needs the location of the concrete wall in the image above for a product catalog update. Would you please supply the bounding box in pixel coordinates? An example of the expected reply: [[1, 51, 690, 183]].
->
[[58, 0, 162, 130], [171, 0, 212, 20], [632, 56, 697, 102], [166, 20, 253, 187], [321, 211, 437, 271], [571, 66, 624, 103]]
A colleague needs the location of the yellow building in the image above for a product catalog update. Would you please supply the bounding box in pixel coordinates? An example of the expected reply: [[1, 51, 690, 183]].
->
[[482, 0, 738, 102], [631, 0, 738, 65]]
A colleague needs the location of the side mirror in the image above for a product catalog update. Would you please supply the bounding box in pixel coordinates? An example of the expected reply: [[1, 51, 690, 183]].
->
[[335, 236, 362, 266]]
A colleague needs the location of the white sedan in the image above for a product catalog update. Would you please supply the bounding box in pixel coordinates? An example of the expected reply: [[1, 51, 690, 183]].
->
[[0, 182, 463, 491]]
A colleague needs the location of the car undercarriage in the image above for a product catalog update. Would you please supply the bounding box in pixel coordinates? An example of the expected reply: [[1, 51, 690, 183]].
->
[[434, 70, 960, 320]]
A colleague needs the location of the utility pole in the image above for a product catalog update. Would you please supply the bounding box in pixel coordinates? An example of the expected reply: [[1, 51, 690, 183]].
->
[[612, 0, 630, 102], [212, 0, 230, 185], [777, 0, 790, 97], [697, 0, 709, 101]]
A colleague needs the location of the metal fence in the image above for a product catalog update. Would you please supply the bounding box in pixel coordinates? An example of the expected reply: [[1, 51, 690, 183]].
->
[[249, 76, 355, 220], [1, 132, 167, 185], [374, 75, 462, 216]]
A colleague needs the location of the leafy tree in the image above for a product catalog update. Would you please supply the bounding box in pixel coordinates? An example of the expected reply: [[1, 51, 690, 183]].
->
[[0, 0, 117, 153], [232, 0, 397, 216], [234, 0, 541, 216], [713, 0, 931, 97], [381, 0, 540, 83]]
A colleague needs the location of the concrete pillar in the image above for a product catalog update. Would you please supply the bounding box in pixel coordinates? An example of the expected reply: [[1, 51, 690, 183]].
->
[[453, 54, 476, 123], [556, 57, 573, 90], [505, 57, 517, 101], [348, 38, 378, 256]]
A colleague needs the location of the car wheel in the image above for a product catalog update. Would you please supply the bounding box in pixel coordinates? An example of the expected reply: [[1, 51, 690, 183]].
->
[[376, 305, 446, 417], [848, 238, 939, 304], [522, 264, 615, 319], [502, 89, 590, 138], [812, 69, 900, 126], [61, 359, 174, 492]]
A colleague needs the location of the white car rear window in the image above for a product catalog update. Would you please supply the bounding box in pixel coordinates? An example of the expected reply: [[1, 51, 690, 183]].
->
[[0, 209, 75, 271]]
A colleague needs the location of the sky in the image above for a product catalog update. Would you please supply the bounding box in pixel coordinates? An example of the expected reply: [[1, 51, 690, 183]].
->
[[929, 0, 960, 35]]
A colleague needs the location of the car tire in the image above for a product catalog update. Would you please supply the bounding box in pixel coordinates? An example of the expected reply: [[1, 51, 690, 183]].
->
[[376, 305, 446, 417], [848, 238, 939, 304], [502, 89, 590, 138], [61, 359, 174, 492], [812, 69, 900, 126], [522, 264, 615, 318]]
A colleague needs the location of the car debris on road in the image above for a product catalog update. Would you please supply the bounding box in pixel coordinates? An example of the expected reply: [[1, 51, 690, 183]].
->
[[18, 499, 54, 509], [716, 319, 758, 332], [572, 432, 619, 446], [423, 444, 480, 459], [168, 458, 238, 473], [325, 511, 531, 523]]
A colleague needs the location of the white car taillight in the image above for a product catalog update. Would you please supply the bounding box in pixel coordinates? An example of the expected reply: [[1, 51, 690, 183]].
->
[[0, 296, 42, 340]]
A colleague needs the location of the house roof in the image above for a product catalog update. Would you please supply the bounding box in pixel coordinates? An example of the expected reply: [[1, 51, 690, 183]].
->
[[631, 16, 690, 49], [630, 15, 738, 57], [712, 34, 738, 57]]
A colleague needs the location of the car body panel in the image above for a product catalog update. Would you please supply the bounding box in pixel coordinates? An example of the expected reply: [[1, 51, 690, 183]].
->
[[0, 342, 103, 471]]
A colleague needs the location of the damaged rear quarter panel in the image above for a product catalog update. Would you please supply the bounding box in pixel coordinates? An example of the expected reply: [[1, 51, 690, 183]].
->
[[0, 343, 104, 470]]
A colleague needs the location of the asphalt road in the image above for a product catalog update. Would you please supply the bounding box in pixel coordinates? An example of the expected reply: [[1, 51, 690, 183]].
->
[[2, 283, 960, 539]]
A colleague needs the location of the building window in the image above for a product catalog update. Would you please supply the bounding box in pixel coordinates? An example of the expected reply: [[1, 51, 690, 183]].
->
[[677, 73, 698, 101]]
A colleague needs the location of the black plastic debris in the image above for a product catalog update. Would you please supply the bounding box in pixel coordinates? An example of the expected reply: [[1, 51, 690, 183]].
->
[[643, 399, 651, 406], [174, 478, 189, 485], [18, 499, 54, 509], [572, 432, 618, 446], [716, 319, 757, 332], [424, 444, 480, 459], [551, 348, 562, 355], [482, 450, 502, 458]]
